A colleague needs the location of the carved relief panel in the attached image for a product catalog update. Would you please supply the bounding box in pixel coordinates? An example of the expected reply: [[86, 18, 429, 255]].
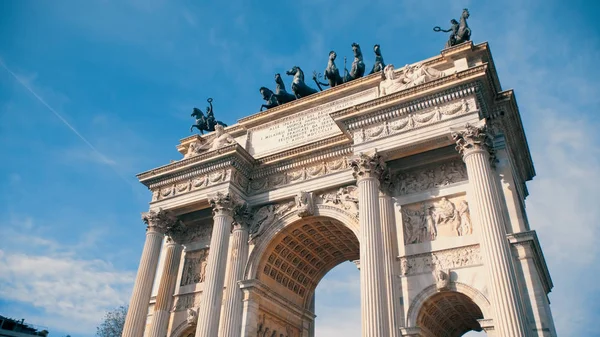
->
[[172, 292, 201, 311], [401, 193, 473, 245], [395, 159, 468, 196], [180, 249, 210, 286], [399, 245, 482, 276], [256, 312, 300, 337]]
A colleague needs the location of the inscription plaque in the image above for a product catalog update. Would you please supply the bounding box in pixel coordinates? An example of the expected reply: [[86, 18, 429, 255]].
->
[[248, 87, 378, 157]]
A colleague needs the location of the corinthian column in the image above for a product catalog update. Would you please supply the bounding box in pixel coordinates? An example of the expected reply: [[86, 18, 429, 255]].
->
[[349, 152, 390, 337], [379, 187, 400, 337], [146, 229, 184, 337], [123, 209, 176, 337], [195, 192, 239, 337], [452, 123, 528, 337], [219, 220, 250, 337]]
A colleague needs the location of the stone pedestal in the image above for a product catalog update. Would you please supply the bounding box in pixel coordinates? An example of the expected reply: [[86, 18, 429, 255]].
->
[[350, 152, 390, 337], [219, 222, 250, 337], [195, 192, 238, 337], [452, 124, 528, 337], [146, 238, 183, 337], [122, 209, 175, 337]]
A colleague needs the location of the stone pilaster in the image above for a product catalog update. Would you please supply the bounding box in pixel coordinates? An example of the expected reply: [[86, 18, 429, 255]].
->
[[349, 152, 390, 337], [379, 187, 401, 337], [219, 220, 250, 337], [195, 192, 239, 337], [452, 123, 528, 337], [123, 209, 176, 337], [146, 225, 184, 337]]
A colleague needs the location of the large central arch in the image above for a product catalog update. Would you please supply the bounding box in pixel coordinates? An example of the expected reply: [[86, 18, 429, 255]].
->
[[242, 206, 361, 336]]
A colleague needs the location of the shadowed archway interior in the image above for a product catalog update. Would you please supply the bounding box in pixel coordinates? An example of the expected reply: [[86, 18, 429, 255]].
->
[[257, 216, 360, 306], [417, 291, 484, 337]]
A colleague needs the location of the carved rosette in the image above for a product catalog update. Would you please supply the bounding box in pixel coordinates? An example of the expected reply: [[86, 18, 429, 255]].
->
[[349, 151, 387, 182], [208, 192, 242, 217], [452, 123, 495, 160], [141, 208, 178, 234]]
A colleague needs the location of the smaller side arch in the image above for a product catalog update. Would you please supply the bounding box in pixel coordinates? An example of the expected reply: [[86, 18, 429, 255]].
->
[[169, 320, 195, 337], [405, 281, 492, 328]]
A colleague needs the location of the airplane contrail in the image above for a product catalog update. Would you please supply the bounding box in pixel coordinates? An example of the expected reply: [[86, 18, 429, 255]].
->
[[0, 58, 136, 188]]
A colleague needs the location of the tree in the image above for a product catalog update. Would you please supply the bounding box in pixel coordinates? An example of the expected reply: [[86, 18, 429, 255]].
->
[[96, 305, 128, 337]]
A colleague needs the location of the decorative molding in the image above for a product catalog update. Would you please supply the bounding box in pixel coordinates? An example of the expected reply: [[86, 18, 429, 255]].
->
[[399, 245, 482, 276], [394, 159, 468, 196], [354, 97, 473, 145]]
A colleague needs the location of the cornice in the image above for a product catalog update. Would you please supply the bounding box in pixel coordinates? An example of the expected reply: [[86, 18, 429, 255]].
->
[[331, 63, 489, 124], [508, 231, 554, 295], [137, 144, 256, 188]]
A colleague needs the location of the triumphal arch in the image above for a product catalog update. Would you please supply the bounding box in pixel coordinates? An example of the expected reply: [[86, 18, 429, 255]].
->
[[122, 41, 557, 337]]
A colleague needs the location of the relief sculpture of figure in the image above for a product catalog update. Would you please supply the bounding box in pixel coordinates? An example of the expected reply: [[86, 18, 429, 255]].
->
[[422, 204, 437, 241], [458, 200, 472, 235], [436, 197, 461, 235]]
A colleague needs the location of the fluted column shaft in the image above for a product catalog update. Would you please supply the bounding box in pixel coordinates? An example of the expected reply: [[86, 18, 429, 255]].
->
[[146, 239, 183, 337], [219, 223, 249, 337], [123, 209, 176, 337], [195, 193, 238, 337], [453, 124, 528, 337], [379, 192, 400, 336], [350, 152, 390, 337]]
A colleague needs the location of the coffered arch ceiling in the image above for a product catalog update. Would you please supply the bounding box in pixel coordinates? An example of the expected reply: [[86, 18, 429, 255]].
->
[[417, 291, 484, 337], [257, 216, 359, 306]]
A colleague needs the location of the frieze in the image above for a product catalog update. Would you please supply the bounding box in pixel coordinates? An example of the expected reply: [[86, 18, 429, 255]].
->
[[399, 245, 482, 276], [354, 97, 473, 145], [319, 185, 359, 218], [248, 155, 351, 194], [151, 168, 233, 202], [395, 159, 468, 196], [179, 223, 212, 244], [180, 248, 210, 286], [402, 194, 473, 245], [172, 292, 201, 311]]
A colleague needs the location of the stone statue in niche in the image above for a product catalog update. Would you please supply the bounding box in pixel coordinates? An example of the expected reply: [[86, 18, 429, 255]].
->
[[319, 186, 359, 217], [402, 195, 472, 245], [295, 191, 314, 217], [180, 249, 209, 286]]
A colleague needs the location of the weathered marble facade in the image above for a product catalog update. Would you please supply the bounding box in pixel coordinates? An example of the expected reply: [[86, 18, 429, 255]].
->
[[124, 42, 556, 337]]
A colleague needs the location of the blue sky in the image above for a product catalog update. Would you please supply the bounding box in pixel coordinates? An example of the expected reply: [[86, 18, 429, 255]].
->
[[0, 0, 599, 336]]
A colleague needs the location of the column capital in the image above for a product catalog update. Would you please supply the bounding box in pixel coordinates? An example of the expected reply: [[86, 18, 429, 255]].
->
[[208, 191, 243, 216], [451, 123, 495, 160], [141, 208, 178, 234], [349, 151, 387, 182]]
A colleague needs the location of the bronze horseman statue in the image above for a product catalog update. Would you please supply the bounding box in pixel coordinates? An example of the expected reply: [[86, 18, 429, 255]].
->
[[190, 98, 227, 134], [434, 8, 471, 49]]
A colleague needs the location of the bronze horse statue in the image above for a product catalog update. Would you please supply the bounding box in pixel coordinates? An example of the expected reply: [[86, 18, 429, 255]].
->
[[434, 8, 471, 48], [190, 98, 227, 134], [313, 43, 366, 91], [286, 66, 318, 99], [258, 73, 297, 111]]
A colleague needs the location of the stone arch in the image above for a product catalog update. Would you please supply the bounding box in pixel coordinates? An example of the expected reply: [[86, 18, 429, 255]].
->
[[169, 321, 195, 337], [244, 204, 360, 282], [406, 281, 492, 330]]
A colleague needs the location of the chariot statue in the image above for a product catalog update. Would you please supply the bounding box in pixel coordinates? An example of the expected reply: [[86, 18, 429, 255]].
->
[[258, 73, 297, 111], [369, 44, 385, 75], [312, 42, 366, 91], [190, 98, 227, 134], [286, 66, 319, 99]]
